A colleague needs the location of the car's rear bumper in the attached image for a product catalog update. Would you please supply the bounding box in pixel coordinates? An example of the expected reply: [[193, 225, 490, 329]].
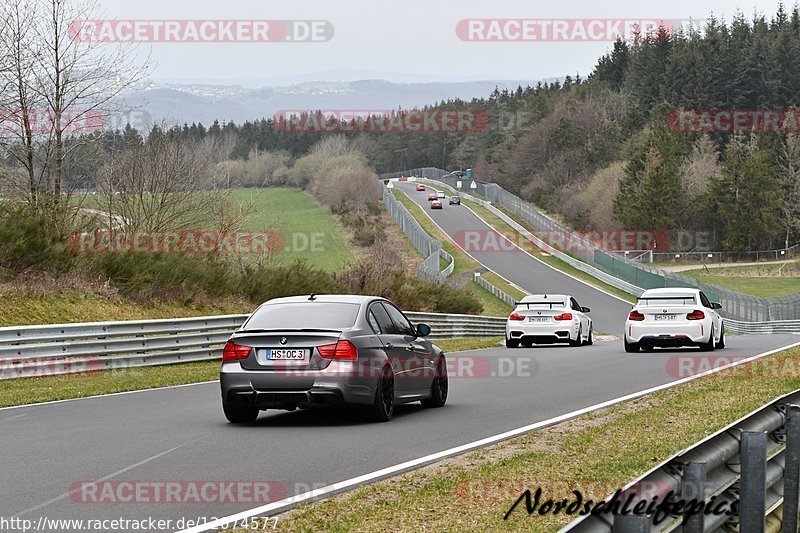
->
[[506, 321, 577, 344], [626, 321, 710, 345], [220, 361, 376, 409]]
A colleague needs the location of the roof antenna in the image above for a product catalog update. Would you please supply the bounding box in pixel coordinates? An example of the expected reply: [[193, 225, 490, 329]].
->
[[308, 294, 317, 301]]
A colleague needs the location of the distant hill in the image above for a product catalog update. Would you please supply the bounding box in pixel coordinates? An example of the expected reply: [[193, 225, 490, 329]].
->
[[122, 79, 546, 125]]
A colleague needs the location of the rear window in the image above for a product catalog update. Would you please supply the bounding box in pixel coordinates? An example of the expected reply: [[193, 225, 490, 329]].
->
[[244, 302, 360, 330]]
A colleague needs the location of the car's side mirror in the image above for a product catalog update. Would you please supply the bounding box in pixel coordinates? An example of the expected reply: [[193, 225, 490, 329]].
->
[[581, 307, 591, 313], [711, 303, 722, 310], [415, 323, 431, 337]]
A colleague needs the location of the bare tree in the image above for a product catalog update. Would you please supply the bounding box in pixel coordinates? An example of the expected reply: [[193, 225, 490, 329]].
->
[[0, 0, 151, 207], [96, 126, 244, 235]]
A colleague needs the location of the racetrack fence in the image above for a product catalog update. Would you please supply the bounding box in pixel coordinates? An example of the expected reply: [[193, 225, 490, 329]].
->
[[382, 168, 800, 321], [0, 312, 506, 380], [562, 389, 800, 532]]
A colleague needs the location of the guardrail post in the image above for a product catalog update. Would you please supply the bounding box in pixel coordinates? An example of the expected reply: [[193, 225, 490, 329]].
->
[[783, 405, 800, 532], [739, 430, 767, 533], [683, 462, 706, 532], [612, 513, 650, 532]]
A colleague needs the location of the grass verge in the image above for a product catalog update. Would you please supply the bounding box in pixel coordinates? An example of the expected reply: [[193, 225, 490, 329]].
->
[[271, 345, 800, 532], [0, 290, 250, 327], [0, 337, 503, 409], [679, 263, 800, 298]]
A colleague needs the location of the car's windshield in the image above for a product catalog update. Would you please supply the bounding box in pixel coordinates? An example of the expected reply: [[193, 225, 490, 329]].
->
[[245, 302, 360, 330]]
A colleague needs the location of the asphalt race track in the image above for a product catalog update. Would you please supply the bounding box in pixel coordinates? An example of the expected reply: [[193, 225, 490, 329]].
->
[[393, 181, 631, 335], [1, 183, 798, 530]]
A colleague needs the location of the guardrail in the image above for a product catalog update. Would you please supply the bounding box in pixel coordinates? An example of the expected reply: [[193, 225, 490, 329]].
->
[[563, 388, 800, 532], [0, 311, 505, 380], [382, 184, 454, 282], [474, 272, 517, 309]]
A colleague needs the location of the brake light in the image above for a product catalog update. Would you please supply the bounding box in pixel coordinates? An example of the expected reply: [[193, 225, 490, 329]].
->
[[509, 313, 525, 321], [553, 313, 573, 321], [687, 310, 705, 320], [222, 341, 252, 362], [628, 311, 645, 321], [317, 340, 358, 361]]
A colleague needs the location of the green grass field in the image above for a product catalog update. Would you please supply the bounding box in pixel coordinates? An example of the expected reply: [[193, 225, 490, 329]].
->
[[679, 263, 800, 298], [232, 188, 355, 271]]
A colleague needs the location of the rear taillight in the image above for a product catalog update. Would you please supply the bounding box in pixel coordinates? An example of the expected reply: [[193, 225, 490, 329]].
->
[[509, 313, 525, 321], [628, 311, 645, 321], [317, 340, 358, 361], [553, 313, 573, 321], [222, 341, 252, 362], [687, 310, 705, 320]]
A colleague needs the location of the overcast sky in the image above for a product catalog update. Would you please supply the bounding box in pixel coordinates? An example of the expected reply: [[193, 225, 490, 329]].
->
[[94, 0, 788, 85]]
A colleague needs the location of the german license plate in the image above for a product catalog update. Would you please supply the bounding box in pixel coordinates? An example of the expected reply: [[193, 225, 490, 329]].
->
[[266, 349, 308, 361], [527, 316, 549, 323], [654, 314, 677, 321]]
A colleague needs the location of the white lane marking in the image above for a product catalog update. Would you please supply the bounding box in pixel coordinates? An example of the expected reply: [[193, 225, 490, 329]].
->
[[0, 380, 219, 412], [177, 340, 800, 533], [15, 443, 186, 517], [4, 413, 28, 421]]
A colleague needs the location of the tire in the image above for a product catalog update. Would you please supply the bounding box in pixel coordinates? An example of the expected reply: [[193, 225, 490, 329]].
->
[[421, 356, 448, 408], [699, 326, 716, 352], [506, 337, 520, 348], [624, 337, 639, 353], [570, 326, 583, 347], [716, 324, 726, 349], [641, 344, 654, 353], [366, 366, 395, 422], [585, 326, 593, 346], [520, 339, 533, 348], [223, 402, 259, 424]]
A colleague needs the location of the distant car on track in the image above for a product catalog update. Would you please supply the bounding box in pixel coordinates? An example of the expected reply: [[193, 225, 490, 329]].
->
[[449, 196, 461, 205], [506, 294, 592, 348], [416, 184, 426, 191], [427, 193, 438, 201], [624, 288, 724, 352], [220, 295, 447, 423], [431, 199, 443, 209], [436, 191, 446, 199]]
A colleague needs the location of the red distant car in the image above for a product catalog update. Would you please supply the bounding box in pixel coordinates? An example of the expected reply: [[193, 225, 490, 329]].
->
[[431, 200, 443, 209], [427, 193, 438, 201], [416, 184, 426, 191]]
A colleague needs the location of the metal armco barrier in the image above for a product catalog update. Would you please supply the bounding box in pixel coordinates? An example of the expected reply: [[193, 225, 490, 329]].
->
[[382, 184, 453, 282], [383, 168, 800, 322], [0, 312, 505, 380], [474, 273, 517, 309], [562, 389, 800, 532]]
